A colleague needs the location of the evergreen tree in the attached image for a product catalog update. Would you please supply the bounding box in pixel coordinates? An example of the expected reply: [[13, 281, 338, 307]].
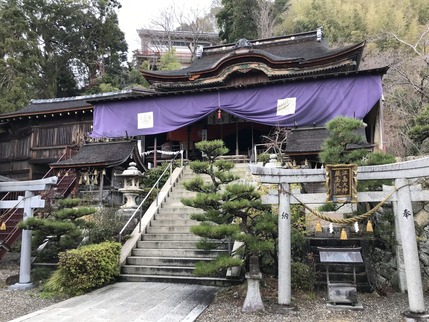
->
[[19, 198, 97, 263], [182, 140, 276, 276], [0, 0, 41, 112], [216, 0, 259, 43], [158, 49, 182, 71], [319, 116, 369, 164], [0, 0, 128, 112]]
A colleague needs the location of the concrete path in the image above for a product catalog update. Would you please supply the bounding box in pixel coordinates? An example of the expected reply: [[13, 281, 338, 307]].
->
[[11, 282, 218, 322]]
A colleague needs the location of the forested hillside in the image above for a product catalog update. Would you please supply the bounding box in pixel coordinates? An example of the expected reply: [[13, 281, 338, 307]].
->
[[282, 0, 429, 156]]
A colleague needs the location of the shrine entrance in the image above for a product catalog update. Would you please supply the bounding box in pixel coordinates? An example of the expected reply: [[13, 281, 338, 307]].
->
[[0, 177, 57, 290], [250, 157, 429, 320]]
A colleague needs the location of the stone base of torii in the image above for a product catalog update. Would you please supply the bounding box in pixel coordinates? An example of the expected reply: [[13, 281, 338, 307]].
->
[[0, 177, 57, 290], [250, 157, 429, 321]]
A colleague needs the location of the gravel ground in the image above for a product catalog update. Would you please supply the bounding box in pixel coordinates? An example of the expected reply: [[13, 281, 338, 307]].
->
[[197, 284, 429, 322], [1, 251, 429, 322], [0, 252, 61, 322]]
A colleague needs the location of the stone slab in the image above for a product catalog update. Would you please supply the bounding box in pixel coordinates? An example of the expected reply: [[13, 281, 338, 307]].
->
[[9, 282, 217, 322]]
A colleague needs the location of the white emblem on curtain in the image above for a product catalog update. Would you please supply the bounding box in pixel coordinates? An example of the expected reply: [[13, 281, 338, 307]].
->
[[137, 112, 154, 129], [277, 97, 296, 116]]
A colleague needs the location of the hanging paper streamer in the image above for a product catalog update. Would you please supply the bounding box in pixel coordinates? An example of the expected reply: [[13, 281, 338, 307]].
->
[[354, 222, 359, 233]]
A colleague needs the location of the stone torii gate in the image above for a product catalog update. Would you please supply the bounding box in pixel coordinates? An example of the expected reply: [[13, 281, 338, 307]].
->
[[0, 177, 57, 290], [250, 157, 429, 320]]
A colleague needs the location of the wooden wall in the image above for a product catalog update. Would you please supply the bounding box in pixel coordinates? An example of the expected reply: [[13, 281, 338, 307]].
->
[[0, 115, 92, 180]]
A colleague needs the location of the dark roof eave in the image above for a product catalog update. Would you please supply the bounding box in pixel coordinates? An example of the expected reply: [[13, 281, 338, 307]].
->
[[96, 66, 390, 100], [142, 41, 366, 82], [0, 106, 93, 120], [148, 66, 390, 92]]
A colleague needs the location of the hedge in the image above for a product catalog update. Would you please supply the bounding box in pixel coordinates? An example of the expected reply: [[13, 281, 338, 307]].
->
[[45, 241, 121, 296]]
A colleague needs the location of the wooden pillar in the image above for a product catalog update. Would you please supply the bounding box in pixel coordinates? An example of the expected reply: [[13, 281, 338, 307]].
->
[[153, 137, 157, 168], [278, 182, 292, 305], [235, 121, 239, 156], [98, 170, 104, 205]]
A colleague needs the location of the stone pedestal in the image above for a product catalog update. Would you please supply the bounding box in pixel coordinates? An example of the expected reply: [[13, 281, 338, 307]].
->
[[242, 255, 265, 313]]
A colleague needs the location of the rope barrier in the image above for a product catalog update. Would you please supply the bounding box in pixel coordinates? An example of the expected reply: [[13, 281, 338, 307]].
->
[[285, 185, 403, 224]]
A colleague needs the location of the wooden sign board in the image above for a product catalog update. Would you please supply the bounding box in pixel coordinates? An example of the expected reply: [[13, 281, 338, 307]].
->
[[326, 164, 357, 203]]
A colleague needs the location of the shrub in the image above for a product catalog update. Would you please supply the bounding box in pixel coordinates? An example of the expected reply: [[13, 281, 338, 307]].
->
[[44, 241, 121, 296], [86, 207, 122, 244], [257, 153, 270, 165], [291, 261, 314, 292]]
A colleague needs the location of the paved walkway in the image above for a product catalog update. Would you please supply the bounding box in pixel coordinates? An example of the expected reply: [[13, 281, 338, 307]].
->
[[11, 282, 218, 322]]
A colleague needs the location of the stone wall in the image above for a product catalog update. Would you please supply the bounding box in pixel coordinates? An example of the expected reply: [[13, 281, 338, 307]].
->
[[368, 192, 429, 293]]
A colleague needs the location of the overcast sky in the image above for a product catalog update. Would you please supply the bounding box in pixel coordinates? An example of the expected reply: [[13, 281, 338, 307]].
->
[[118, 0, 214, 60]]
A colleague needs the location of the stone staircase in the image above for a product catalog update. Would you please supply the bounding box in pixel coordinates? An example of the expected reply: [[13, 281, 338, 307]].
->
[[120, 164, 250, 286]]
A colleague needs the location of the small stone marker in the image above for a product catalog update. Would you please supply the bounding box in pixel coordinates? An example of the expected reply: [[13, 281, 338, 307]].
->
[[242, 255, 265, 312]]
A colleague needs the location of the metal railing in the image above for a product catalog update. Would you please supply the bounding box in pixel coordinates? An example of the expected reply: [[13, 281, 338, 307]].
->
[[118, 150, 183, 242]]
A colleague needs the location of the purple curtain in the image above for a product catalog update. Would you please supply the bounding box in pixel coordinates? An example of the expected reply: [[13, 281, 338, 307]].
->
[[91, 75, 382, 138]]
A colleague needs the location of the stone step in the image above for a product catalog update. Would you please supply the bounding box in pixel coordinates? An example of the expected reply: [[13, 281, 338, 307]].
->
[[145, 226, 193, 234], [126, 256, 212, 267], [164, 189, 197, 196], [161, 200, 196, 207], [157, 207, 202, 214], [162, 196, 193, 202], [118, 273, 243, 287], [137, 240, 226, 249], [149, 219, 199, 227], [121, 264, 194, 276], [154, 213, 195, 220], [132, 248, 228, 258], [142, 233, 201, 241]]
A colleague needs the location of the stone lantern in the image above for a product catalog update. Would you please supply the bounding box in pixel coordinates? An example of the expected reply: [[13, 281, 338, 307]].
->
[[115, 162, 144, 209]]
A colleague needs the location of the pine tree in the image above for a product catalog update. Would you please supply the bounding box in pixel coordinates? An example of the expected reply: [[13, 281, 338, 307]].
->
[[319, 116, 369, 165], [182, 140, 275, 276], [19, 198, 97, 263]]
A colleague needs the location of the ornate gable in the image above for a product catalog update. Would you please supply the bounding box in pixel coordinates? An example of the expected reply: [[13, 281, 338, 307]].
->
[[141, 29, 365, 91]]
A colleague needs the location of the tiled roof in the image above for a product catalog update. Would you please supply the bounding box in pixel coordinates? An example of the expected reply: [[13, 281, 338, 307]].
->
[[285, 127, 373, 154], [50, 141, 137, 168], [0, 89, 153, 119], [142, 29, 365, 85]]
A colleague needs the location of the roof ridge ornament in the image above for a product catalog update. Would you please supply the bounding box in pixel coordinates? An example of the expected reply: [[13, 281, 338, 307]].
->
[[235, 38, 253, 49], [316, 27, 323, 42]]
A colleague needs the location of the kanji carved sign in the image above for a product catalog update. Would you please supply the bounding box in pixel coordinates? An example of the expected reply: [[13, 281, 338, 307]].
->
[[326, 164, 358, 203]]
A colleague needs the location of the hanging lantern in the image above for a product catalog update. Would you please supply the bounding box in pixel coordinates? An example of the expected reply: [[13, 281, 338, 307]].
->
[[315, 221, 322, 232], [0, 222, 6, 230], [340, 228, 348, 240], [102, 169, 106, 175], [366, 220, 373, 233], [217, 109, 222, 120]]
